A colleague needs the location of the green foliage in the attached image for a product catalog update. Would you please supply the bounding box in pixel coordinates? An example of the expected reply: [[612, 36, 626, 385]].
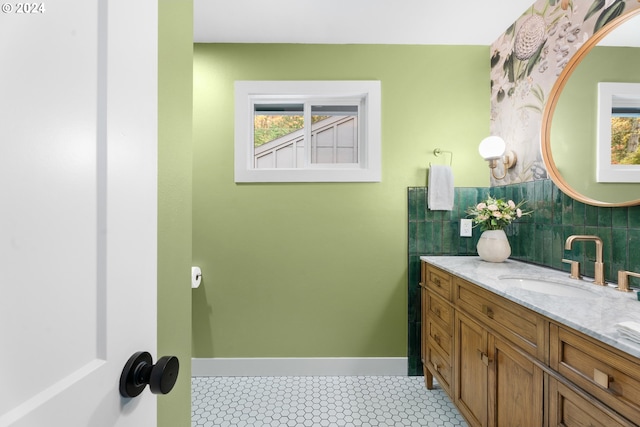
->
[[619, 150, 640, 165], [254, 115, 331, 147], [254, 114, 304, 147], [611, 117, 640, 165], [593, 0, 625, 33], [584, 0, 606, 22]]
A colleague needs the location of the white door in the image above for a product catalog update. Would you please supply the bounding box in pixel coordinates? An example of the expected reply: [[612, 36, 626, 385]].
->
[[0, 0, 160, 426]]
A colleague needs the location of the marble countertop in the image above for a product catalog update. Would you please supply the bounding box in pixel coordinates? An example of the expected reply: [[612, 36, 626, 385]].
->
[[421, 256, 640, 359]]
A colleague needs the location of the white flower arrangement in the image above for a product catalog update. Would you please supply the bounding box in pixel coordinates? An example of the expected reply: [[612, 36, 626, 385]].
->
[[466, 195, 531, 231]]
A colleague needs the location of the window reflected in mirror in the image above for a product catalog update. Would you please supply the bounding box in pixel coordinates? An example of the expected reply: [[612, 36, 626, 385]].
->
[[611, 95, 640, 165], [597, 82, 640, 182]]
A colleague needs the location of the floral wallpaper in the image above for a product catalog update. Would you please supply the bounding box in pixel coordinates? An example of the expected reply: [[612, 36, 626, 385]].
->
[[489, 0, 640, 186]]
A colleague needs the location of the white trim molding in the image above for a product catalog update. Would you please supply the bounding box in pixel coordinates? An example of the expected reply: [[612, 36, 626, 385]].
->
[[192, 357, 408, 377]]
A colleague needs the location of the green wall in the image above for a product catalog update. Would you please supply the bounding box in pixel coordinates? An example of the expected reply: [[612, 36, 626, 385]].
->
[[158, 0, 192, 425], [551, 46, 640, 203], [192, 44, 489, 359]]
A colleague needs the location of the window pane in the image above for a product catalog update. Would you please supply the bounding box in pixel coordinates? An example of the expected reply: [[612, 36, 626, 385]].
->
[[311, 105, 358, 164], [254, 103, 304, 169]]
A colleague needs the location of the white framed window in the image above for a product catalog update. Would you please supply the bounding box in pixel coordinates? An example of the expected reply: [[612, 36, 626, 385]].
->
[[234, 80, 381, 183]]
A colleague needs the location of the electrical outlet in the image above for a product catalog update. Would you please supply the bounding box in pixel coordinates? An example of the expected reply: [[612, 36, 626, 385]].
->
[[460, 219, 473, 237]]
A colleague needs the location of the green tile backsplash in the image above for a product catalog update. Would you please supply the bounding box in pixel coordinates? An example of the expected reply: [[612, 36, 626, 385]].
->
[[407, 179, 640, 375]]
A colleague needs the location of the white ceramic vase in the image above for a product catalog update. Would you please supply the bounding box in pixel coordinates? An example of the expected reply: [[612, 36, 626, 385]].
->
[[476, 229, 511, 263]]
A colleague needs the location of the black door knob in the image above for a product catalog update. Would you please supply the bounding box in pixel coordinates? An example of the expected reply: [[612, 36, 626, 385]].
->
[[119, 351, 180, 398]]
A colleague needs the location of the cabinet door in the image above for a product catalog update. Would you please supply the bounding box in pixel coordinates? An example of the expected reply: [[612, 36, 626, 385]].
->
[[455, 312, 488, 427], [489, 336, 544, 427]]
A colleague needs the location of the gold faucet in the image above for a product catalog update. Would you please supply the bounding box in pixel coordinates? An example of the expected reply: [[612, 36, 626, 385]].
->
[[561, 258, 581, 280], [617, 271, 640, 292], [564, 235, 605, 286]]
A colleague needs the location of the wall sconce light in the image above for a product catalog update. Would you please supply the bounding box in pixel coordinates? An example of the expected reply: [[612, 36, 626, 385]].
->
[[478, 136, 517, 180]]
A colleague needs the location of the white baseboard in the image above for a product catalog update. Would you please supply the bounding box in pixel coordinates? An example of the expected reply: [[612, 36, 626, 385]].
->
[[192, 357, 408, 377]]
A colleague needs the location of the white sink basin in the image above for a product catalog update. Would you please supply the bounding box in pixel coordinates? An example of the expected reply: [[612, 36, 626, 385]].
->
[[499, 276, 601, 299]]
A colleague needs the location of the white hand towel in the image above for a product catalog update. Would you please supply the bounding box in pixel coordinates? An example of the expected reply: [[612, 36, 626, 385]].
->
[[616, 321, 640, 344], [428, 165, 454, 211]]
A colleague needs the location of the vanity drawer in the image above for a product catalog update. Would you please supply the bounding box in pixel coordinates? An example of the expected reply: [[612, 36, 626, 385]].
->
[[550, 325, 640, 424], [425, 265, 453, 301], [427, 292, 453, 330], [427, 317, 452, 359], [425, 343, 452, 395], [548, 377, 636, 427], [455, 277, 543, 358]]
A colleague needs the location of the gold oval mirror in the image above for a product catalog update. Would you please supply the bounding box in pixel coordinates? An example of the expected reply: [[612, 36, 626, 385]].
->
[[541, 10, 640, 206]]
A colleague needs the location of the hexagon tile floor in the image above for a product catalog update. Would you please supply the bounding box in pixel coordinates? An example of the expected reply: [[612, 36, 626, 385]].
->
[[191, 376, 468, 427]]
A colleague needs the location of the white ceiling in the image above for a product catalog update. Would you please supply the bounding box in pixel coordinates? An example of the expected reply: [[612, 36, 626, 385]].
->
[[193, 0, 639, 46], [194, 0, 534, 45]]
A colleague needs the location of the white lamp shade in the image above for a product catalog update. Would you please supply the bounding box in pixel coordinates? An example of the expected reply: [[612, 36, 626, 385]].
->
[[478, 136, 506, 160]]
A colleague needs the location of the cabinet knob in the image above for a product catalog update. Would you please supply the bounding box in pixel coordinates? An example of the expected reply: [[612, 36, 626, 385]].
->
[[434, 278, 441, 287], [433, 334, 441, 344], [482, 304, 494, 319], [593, 368, 613, 389], [477, 350, 492, 366]]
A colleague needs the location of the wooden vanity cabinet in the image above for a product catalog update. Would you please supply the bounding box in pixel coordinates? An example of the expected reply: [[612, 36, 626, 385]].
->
[[420, 261, 545, 427], [420, 260, 640, 427]]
